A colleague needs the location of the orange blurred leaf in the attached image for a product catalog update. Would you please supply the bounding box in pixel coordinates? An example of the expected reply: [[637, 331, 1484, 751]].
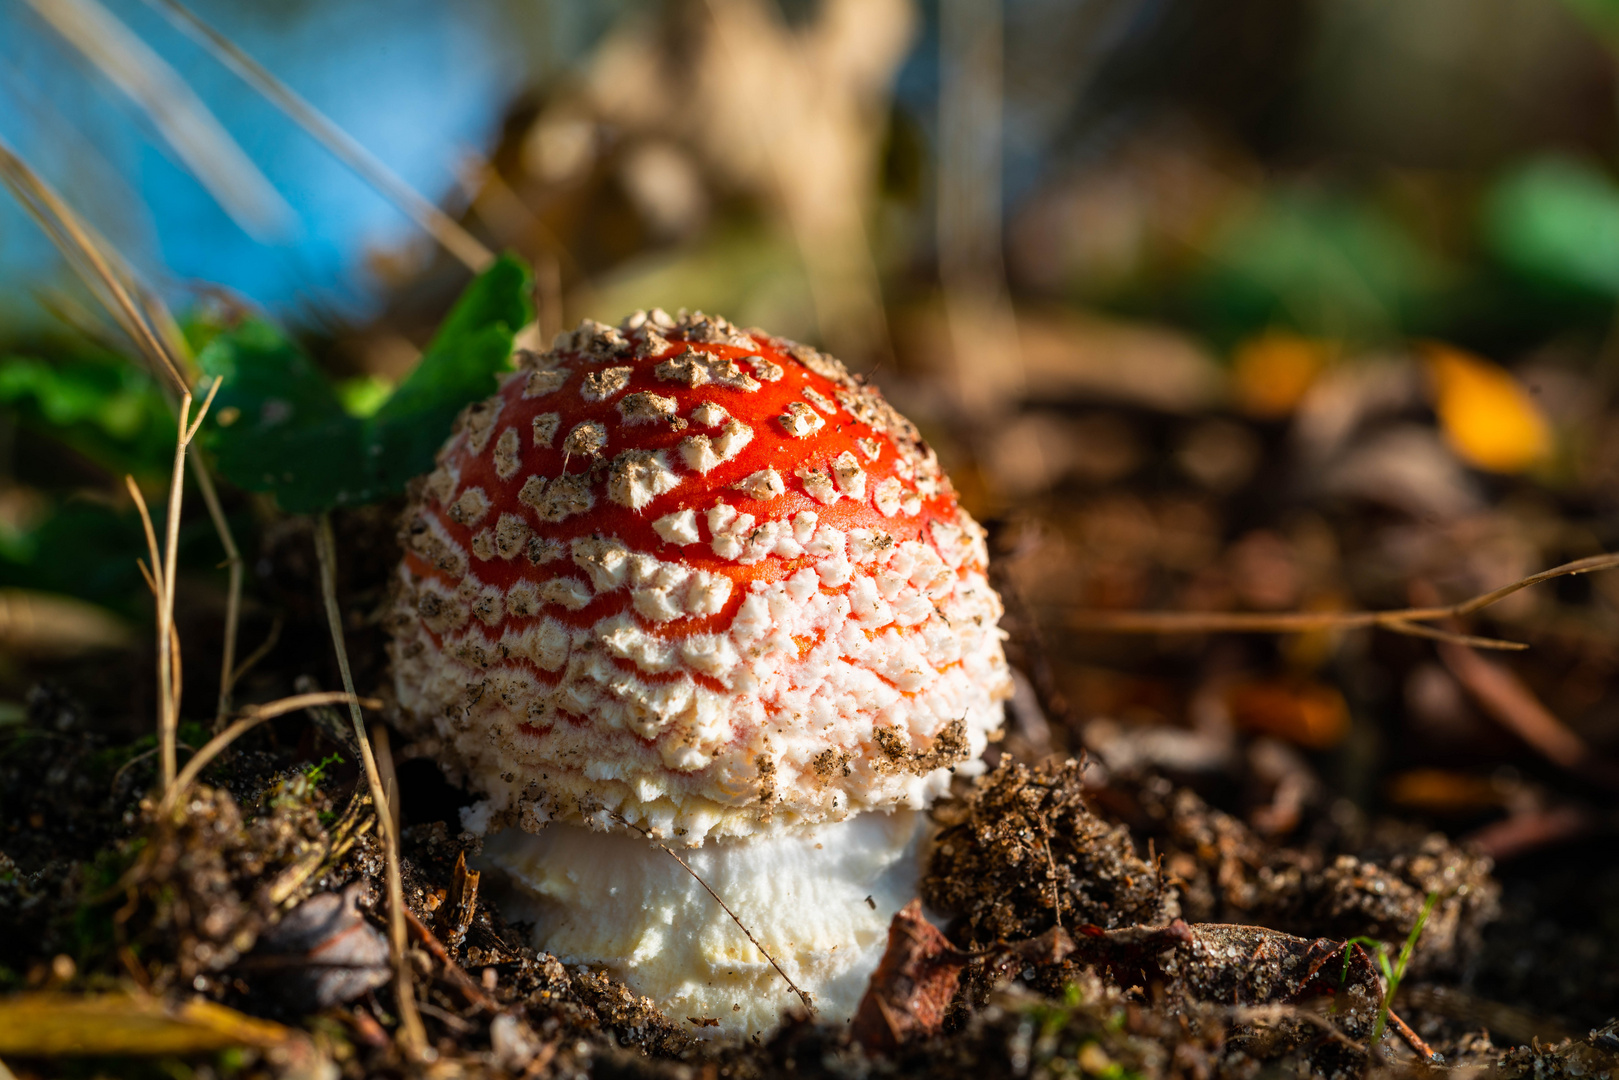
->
[[1226, 679, 1349, 749], [1422, 342, 1550, 473], [1232, 331, 1336, 418], [1386, 768, 1510, 814]]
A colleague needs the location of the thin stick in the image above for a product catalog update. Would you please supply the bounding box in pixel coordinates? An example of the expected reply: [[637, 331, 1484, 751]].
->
[[1043, 833, 1062, 929], [401, 908, 498, 1013], [1380, 619, 1526, 651], [609, 811, 814, 1014], [110, 740, 194, 794], [230, 617, 282, 687], [313, 513, 427, 1058], [1067, 551, 1619, 647], [146, 381, 220, 790], [1385, 1007, 1440, 1063], [162, 691, 381, 812], [153, 390, 190, 790], [1439, 642, 1588, 770], [138, 0, 493, 273], [184, 376, 222, 442]]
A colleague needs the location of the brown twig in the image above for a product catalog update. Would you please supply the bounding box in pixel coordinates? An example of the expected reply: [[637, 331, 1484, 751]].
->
[[1384, 1006, 1440, 1063], [609, 811, 815, 1014], [230, 616, 283, 688], [1437, 641, 1588, 771], [313, 514, 427, 1058], [1068, 551, 1619, 650], [189, 460, 242, 724], [402, 907, 498, 1013], [1042, 833, 1062, 929]]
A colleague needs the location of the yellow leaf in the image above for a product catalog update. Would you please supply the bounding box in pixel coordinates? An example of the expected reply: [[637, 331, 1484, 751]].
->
[[0, 993, 328, 1078], [1231, 331, 1336, 418], [1423, 342, 1550, 473]]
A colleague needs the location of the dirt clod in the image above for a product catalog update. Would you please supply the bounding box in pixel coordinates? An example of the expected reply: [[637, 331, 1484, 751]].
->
[[925, 757, 1178, 944]]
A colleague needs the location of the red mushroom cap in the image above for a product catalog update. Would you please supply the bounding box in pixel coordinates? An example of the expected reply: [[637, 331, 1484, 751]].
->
[[390, 309, 1010, 842]]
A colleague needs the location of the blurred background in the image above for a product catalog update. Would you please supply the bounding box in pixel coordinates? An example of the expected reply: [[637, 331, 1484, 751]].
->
[[4, 0, 1619, 1019]]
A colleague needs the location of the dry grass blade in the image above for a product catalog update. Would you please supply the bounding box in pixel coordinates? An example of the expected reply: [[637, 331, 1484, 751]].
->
[[230, 616, 282, 688], [0, 137, 187, 393], [1068, 551, 1619, 648], [0, 140, 247, 730], [609, 811, 815, 1014], [1452, 551, 1619, 615], [122, 379, 219, 791], [1378, 619, 1527, 651], [313, 514, 428, 1058], [124, 477, 164, 593], [191, 460, 243, 722], [21, 0, 292, 238], [138, 0, 492, 273], [160, 691, 382, 813], [155, 392, 189, 789]]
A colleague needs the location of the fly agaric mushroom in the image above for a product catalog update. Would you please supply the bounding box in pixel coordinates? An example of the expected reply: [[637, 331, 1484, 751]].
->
[[389, 309, 1011, 1037]]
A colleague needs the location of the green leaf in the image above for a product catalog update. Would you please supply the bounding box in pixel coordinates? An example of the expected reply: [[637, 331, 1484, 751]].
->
[[366, 253, 533, 498], [1483, 156, 1619, 297], [1558, 0, 1619, 44], [334, 374, 394, 418], [0, 501, 157, 617], [197, 319, 363, 513], [198, 254, 533, 512], [1194, 190, 1442, 342], [0, 355, 175, 480]]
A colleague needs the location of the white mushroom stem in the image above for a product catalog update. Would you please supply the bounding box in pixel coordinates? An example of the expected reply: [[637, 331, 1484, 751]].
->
[[480, 809, 927, 1040]]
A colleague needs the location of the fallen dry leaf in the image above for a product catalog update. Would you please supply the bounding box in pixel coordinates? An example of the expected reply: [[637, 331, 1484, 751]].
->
[[1423, 341, 1550, 473], [850, 899, 969, 1053], [0, 992, 329, 1078]]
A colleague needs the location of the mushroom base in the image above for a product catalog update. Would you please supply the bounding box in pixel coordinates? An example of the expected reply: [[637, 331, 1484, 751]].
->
[[480, 809, 925, 1040]]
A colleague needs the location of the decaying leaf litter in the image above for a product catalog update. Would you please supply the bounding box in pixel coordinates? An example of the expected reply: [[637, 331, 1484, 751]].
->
[[5, 1, 1619, 1078]]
